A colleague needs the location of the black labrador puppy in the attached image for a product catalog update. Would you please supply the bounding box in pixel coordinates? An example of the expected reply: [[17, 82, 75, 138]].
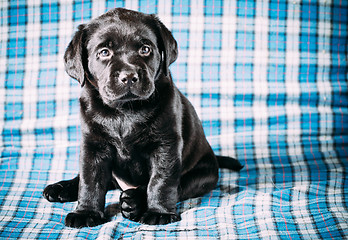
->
[[43, 8, 242, 228]]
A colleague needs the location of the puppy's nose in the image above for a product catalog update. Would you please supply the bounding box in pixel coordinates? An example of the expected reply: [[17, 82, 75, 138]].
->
[[119, 71, 138, 85]]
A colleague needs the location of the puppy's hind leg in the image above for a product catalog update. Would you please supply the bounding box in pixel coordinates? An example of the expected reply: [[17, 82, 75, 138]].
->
[[178, 153, 219, 201], [43, 175, 79, 203]]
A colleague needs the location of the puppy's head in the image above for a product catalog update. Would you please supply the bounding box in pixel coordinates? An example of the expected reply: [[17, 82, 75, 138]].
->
[[64, 8, 178, 107]]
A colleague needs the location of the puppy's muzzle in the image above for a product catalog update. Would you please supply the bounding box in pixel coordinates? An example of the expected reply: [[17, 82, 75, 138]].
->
[[119, 71, 139, 86]]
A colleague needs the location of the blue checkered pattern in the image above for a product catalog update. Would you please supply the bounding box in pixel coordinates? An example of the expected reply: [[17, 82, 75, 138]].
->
[[1, 0, 347, 239]]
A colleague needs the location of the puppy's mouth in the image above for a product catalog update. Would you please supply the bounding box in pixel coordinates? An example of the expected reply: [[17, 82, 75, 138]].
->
[[100, 85, 155, 107], [118, 91, 141, 101]]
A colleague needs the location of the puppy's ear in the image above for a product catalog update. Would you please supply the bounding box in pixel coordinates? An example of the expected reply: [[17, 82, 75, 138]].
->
[[64, 24, 87, 86], [152, 16, 178, 76]]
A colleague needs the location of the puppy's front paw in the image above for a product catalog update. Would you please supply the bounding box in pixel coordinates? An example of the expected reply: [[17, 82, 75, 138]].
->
[[65, 211, 105, 228], [120, 188, 147, 221], [43, 180, 78, 203], [140, 211, 181, 225]]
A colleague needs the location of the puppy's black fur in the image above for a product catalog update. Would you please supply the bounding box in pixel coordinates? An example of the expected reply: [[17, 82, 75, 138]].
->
[[43, 8, 242, 228]]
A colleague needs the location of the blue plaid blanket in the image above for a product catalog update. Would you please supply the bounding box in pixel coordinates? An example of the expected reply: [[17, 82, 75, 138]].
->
[[1, 0, 347, 239]]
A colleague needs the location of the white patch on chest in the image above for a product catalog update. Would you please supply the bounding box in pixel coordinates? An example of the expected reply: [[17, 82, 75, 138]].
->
[[115, 176, 138, 191]]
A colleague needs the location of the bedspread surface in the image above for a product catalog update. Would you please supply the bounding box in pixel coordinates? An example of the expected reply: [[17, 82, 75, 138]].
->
[[0, 0, 347, 239]]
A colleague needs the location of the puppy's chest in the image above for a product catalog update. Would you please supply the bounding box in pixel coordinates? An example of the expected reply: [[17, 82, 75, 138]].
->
[[93, 114, 148, 158], [111, 117, 134, 139]]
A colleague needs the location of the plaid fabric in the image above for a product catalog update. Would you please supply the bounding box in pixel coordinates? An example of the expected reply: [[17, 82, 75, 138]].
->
[[1, 0, 347, 239]]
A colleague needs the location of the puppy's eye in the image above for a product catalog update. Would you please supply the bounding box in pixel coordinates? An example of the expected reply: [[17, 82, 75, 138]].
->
[[98, 49, 111, 58], [139, 45, 151, 56]]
